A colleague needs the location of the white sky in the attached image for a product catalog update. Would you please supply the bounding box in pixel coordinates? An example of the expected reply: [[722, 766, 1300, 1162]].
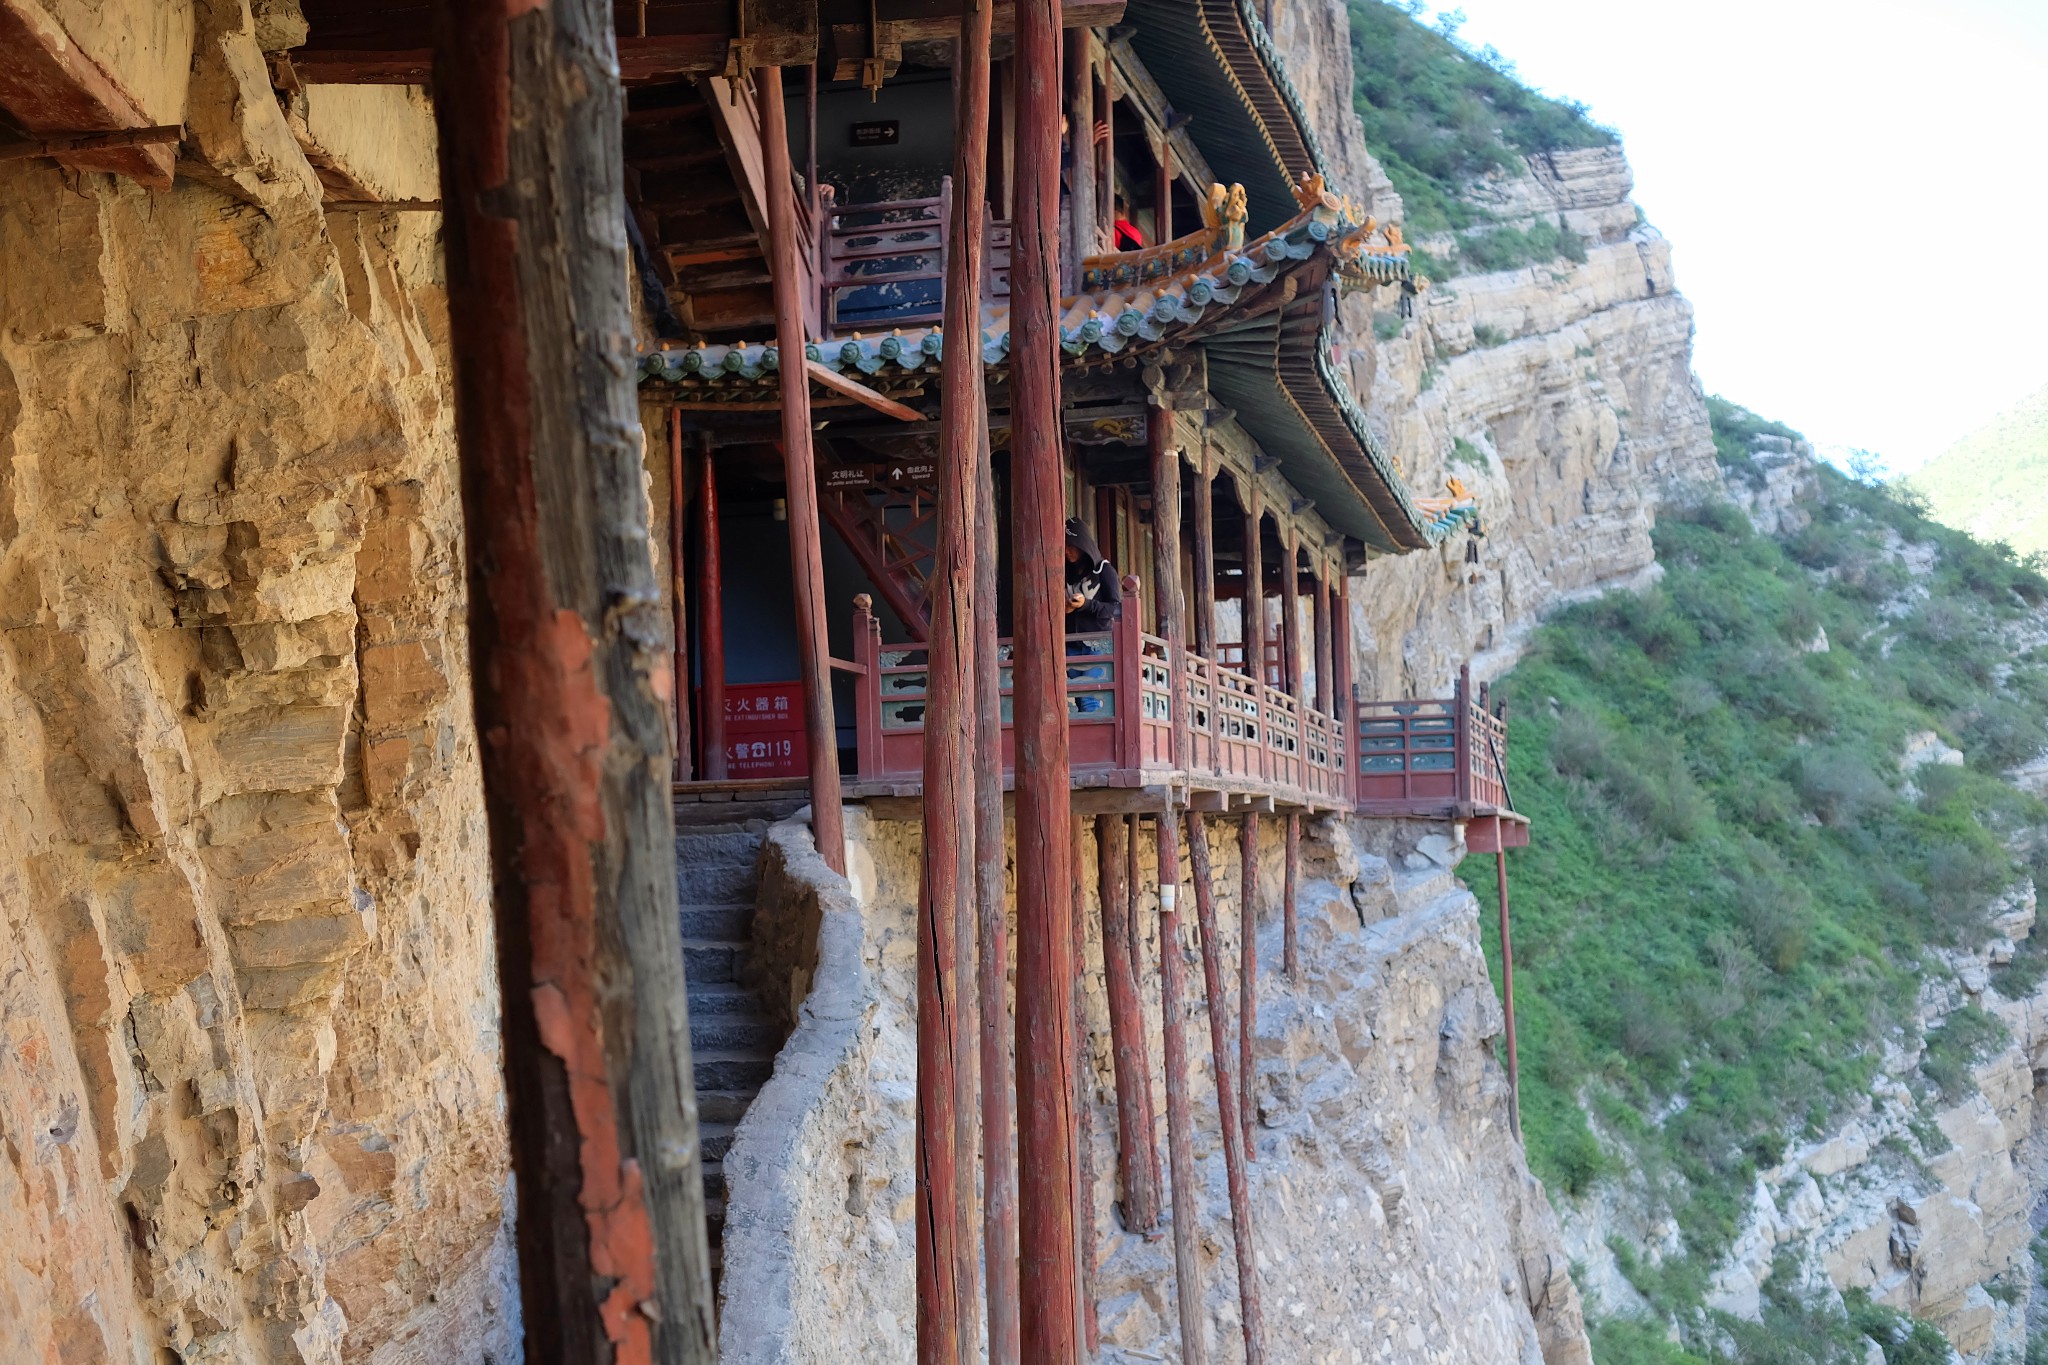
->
[[1404, 0, 2048, 474]]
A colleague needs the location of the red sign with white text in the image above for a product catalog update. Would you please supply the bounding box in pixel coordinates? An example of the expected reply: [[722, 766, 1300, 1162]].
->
[[723, 682, 807, 778]]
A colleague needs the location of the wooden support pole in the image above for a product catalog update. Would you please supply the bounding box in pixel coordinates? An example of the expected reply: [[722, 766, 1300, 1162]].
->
[[669, 411, 692, 781], [1071, 818, 1100, 1354], [430, 4, 715, 1359], [1333, 570, 1353, 801], [1150, 412, 1188, 771], [1012, 3, 1079, 1358], [975, 426, 1021, 1365], [1283, 814, 1300, 982], [1067, 28, 1095, 270], [758, 63, 847, 873], [1155, 809, 1208, 1365], [1281, 526, 1303, 703], [1128, 814, 1163, 1205], [696, 434, 727, 780], [1238, 811, 1259, 1152], [918, 10, 997, 1356], [1191, 447, 1217, 660], [1312, 563, 1333, 717], [1497, 850, 1523, 1141], [1186, 812, 1267, 1365], [1095, 813, 1160, 1234]]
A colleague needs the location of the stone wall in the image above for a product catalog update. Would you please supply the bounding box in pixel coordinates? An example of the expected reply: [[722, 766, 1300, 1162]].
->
[[720, 805, 1591, 1363], [0, 4, 511, 1361]]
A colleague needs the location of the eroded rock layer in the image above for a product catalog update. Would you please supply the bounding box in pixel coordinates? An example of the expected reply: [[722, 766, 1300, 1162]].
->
[[0, 7, 510, 1361]]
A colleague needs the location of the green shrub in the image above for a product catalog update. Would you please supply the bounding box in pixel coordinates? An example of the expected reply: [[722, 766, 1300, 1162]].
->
[[1920, 1004, 2009, 1103], [1372, 311, 1406, 342], [1472, 322, 1510, 347]]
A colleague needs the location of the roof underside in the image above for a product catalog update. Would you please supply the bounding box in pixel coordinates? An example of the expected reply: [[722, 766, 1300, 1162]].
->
[[1122, 0, 1328, 236]]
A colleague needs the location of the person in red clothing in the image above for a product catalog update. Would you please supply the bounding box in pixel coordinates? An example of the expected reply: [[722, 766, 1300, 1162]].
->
[[1112, 194, 1145, 251]]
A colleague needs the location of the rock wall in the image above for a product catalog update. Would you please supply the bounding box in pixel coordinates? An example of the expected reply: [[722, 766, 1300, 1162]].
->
[[1269, 6, 1719, 698], [0, 5, 511, 1361], [720, 805, 1591, 1363]]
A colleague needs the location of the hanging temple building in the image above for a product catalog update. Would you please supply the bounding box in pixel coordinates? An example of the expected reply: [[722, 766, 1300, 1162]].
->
[[0, 2, 1579, 1363]]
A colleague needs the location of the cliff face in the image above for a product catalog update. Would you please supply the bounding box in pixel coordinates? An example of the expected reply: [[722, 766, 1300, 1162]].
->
[[0, 9, 510, 1361], [1271, 6, 1719, 698], [721, 809, 1594, 1364]]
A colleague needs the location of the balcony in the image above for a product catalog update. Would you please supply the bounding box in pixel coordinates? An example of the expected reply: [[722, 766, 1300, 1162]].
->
[[841, 587, 1520, 839]]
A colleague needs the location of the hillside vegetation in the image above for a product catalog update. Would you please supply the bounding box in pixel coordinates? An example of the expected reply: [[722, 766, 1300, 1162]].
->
[[1905, 382, 2048, 558], [1345, 0, 1614, 272], [1460, 400, 2048, 1361]]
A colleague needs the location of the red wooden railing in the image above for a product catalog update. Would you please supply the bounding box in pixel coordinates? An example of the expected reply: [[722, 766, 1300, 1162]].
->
[[1354, 664, 1512, 818], [816, 179, 1012, 337], [850, 583, 1353, 807]]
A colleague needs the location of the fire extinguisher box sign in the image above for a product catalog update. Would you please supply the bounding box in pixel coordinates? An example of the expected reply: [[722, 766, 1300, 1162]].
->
[[724, 681, 808, 778]]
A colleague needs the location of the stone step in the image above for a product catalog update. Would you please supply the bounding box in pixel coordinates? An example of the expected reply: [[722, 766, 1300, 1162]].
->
[[701, 1120, 739, 1165], [697, 1089, 756, 1125], [687, 981, 760, 1017], [683, 938, 743, 985], [701, 1164, 727, 1204], [691, 1012, 783, 1054], [675, 851, 760, 906], [694, 1048, 775, 1092], [680, 902, 754, 941]]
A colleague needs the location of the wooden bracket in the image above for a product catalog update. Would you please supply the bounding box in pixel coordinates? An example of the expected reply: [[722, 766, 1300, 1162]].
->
[[0, 0, 175, 188]]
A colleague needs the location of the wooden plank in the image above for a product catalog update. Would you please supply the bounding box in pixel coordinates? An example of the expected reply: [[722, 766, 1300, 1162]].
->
[[1185, 812, 1267, 1365], [295, 48, 435, 83], [430, 2, 715, 1358], [0, 0, 174, 187], [0, 122, 179, 162], [807, 359, 923, 422], [758, 64, 847, 871]]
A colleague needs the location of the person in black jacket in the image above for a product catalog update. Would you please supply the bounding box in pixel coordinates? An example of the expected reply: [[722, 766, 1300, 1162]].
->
[[1065, 517, 1123, 635]]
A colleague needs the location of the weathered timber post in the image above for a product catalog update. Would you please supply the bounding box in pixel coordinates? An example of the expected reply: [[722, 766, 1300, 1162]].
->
[[1312, 561, 1333, 717], [974, 421, 1020, 1364], [1071, 817, 1100, 1353], [1067, 27, 1095, 269], [1238, 810, 1259, 1152], [1281, 526, 1303, 705], [1497, 850, 1523, 1140], [1242, 478, 1264, 689], [1334, 570, 1354, 804], [1283, 814, 1300, 982], [698, 435, 727, 779], [759, 63, 847, 873], [1095, 813, 1160, 1234], [1127, 813, 1164, 1204], [1186, 811, 1267, 1365], [1012, 2, 1080, 1358], [1191, 445, 1217, 660], [431, 4, 715, 1360], [1155, 809, 1208, 1365], [669, 410, 691, 781], [917, 6, 997, 1353], [1150, 411, 1188, 770]]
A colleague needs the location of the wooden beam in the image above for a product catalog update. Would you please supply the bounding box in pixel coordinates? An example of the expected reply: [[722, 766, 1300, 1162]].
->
[[295, 49, 435, 83], [0, 122, 179, 162], [758, 63, 847, 874], [430, 2, 715, 1359], [0, 0, 174, 187], [1186, 812, 1267, 1365], [808, 359, 923, 422]]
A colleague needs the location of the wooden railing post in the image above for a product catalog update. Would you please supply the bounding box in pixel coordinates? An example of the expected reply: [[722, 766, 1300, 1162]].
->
[[853, 596, 883, 779]]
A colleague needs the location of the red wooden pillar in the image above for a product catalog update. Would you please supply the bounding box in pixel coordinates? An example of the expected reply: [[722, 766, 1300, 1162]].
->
[[1334, 569, 1354, 804], [915, 0, 995, 1349], [431, 2, 715, 1356], [1280, 525, 1303, 705], [669, 409, 692, 781], [974, 429, 1021, 1365], [1312, 559, 1333, 717], [1191, 447, 1216, 660], [1067, 29, 1095, 271], [1283, 814, 1300, 982], [1095, 814, 1160, 1234], [697, 435, 727, 780], [1238, 810, 1259, 1150], [1155, 809, 1208, 1365], [1497, 850, 1523, 1140], [1011, 3, 1079, 1359], [1186, 811, 1266, 1365], [758, 64, 847, 872], [1150, 411, 1188, 770], [1242, 478, 1264, 690]]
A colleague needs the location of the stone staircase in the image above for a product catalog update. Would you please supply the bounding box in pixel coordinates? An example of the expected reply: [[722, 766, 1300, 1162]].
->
[[675, 815, 788, 1281]]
